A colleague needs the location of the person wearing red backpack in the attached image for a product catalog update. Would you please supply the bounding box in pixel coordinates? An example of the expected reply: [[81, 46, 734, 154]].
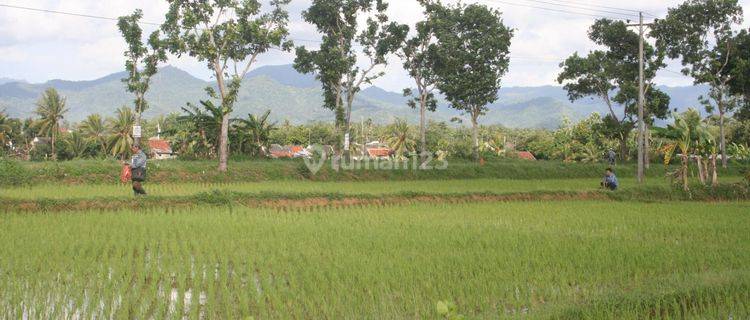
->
[[123, 145, 148, 196]]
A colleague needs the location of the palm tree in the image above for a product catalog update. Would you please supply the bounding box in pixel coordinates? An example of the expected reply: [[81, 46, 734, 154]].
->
[[34, 88, 69, 160], [107, 107, 135, 160], [234, 110, 276, 157], [383, 118, 415, 159], [64, 131, 90, 159], [79, 114, 108, 155]]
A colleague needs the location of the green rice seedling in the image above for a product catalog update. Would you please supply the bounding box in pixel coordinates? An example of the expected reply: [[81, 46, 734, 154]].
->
[[1, 201, 749, 318]]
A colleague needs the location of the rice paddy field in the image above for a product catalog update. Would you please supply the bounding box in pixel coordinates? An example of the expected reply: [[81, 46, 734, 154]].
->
[[1, 161, 749, 319], [1, 181, 750, 319]]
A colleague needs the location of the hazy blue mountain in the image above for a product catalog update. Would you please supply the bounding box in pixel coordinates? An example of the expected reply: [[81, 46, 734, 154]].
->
[[0, 78, 17, 85], [245, 64, 318, 88], [0, 64, 710, 129]]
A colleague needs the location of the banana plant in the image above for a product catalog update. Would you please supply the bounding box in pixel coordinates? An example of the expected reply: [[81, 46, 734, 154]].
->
[[654, 109, 715, 191]]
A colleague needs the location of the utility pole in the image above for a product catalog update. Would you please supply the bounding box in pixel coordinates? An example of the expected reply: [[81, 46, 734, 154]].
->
[[637, 11, 645, 184], [628, 12, 652, 184]]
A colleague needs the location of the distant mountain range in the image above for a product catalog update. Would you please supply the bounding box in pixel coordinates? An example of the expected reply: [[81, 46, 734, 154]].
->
[[0, 64, 709, 129]]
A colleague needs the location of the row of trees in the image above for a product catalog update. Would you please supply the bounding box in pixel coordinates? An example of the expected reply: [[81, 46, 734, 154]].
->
[[2, 98, 749, 168], [110, 0, 514, 172], [116, 0, 748, 172]]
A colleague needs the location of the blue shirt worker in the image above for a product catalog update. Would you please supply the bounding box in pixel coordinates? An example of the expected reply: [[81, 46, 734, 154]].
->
[[601, 167, 618, 191], [126, 145, 148, 196]]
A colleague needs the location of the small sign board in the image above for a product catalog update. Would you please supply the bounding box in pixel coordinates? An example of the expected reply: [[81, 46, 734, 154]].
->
[[344, 133, 350, 151], [133, 125, 142, 138]]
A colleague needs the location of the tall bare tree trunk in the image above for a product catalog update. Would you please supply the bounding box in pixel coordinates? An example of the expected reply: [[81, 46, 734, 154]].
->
[[710, 155, 719, 187], [343, 94, 354, 161], [681, 154, 689, 192], [134, 111, 142, 148], [644, 123, 650, 169], [51, 131, 57, 161], [419, 94, 427, 164], [695, 156, 706, 185], [719, 110, 727, 168], [218, 114, 230, 172], [214, 62, 229, 172], [471, 112, 479, 162]]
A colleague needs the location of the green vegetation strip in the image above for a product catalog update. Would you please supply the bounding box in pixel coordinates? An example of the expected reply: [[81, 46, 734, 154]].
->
[[2, 183, 748, 213], [4, 158, 746, 186], [1, 201, 748, 318]]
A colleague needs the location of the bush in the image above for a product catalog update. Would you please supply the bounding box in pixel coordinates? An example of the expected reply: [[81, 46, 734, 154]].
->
[[0, 158, 32, 187]]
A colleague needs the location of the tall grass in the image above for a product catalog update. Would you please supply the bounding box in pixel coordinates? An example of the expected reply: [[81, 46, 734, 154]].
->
[[1, 201, 748, 318]]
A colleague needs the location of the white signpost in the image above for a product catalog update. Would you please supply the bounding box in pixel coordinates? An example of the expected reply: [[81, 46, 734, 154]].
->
[[133, 125, 142, 138], [344, 133, 350, 151]]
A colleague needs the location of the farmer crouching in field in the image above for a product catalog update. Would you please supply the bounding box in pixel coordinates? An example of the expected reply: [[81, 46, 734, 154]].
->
[[125, 145, 148, 196], [601, 168, 618, 191]]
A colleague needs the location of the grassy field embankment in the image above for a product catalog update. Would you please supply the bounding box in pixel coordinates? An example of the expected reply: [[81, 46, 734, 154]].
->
[[3, 158, 746, 186]]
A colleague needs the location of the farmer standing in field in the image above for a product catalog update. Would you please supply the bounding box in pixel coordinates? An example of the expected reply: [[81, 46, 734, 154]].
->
[[607, 149, 617, 166], [125, 145, 148, 196]]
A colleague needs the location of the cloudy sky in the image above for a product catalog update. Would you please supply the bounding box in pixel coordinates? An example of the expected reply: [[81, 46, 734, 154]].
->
[[1, 0, 748, 92]]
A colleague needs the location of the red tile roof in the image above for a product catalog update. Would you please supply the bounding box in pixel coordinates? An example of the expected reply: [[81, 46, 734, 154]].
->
[[367, 148, 392, 158], [517, 151, 536, 160], [148, 139, 172, 153]]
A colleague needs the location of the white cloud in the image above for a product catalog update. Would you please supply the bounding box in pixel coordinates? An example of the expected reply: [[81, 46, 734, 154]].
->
[[0, 0, 748, 91]]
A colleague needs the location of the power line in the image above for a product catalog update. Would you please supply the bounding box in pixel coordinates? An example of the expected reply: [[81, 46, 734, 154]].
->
[[2, 2, 670, 68], [0, 3, 161, 26], [662, 68, 685, 75], [514, 0, 640, 19], [479, 0, 630, 20], [525, 0, 642, 14]]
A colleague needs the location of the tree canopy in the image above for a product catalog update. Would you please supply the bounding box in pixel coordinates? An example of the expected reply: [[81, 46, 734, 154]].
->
[[428, 1, 513, 160], [295, 0, 407, 155], [160, 0, 293, 171], [651, 0, 744, 167], [117, 9, 167, 147], [558, 19, 669, 159]]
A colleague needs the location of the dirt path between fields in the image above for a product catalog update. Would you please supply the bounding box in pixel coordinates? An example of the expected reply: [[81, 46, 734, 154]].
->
[[2, 191, 613, 213]]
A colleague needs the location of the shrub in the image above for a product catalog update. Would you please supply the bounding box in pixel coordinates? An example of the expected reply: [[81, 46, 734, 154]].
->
[[0, 158, 32, 187]]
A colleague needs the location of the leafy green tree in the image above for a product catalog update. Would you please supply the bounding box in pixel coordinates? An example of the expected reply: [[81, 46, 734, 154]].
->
[[118, 9, 167, 148], [34, 88, 69, 161], [399, 1, 438, 162], [728, 29, 750, 103], [78, 114, 108, 155], [727, 29, 750, 143], [161, 0, 292, 171], [0, 111, 12, 151], [651, 0, 744, 167], [294, 0, 408, 157], [234, 110, 277, 157], [559, 19, 668, 162], [428, 2, 513, 161], [107, 107, 135, 160]]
